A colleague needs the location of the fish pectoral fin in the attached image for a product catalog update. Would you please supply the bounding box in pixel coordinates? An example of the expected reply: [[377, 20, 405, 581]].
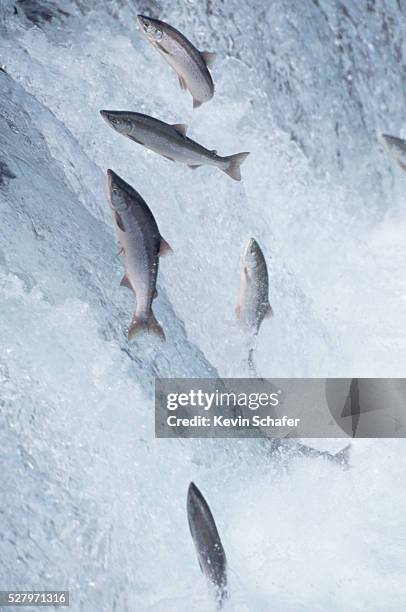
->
[[188, 164, 201, 170], [193, 98, 203, 109], [243, 267, 251, 282], [120, 274, 133, 291], [264, 303, 273, 319], [156, 41, 170, 55], [162, 154, 176, 162], [127, 134, 145, 146], [200, 51, 216, 69], [178, 76, 187, 90], [235, 305, 241, 319], [115, 211, 125, 232], [397, 160, 406, 172], [154, 288, 158, 299], [172, 123, 188, 137], [158, 237, 173, 256], [128, 310, 166, 342]]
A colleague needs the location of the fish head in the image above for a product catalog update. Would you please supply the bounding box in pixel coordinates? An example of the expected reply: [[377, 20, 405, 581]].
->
[[137, 15, 164, 42], [187, 482, 206, 518], [244, 238, 263, 271], [382, 134, 406, 160], [105, 169, 132, 213], [100, 110, 133, 137]]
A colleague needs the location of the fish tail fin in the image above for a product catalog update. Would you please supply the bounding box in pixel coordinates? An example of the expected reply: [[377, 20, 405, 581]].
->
[[128, 311, 166, 342], [223, 151, 250, 181]]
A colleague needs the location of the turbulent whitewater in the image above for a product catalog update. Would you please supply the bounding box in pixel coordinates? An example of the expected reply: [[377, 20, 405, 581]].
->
[[1, 1, 406, 610]]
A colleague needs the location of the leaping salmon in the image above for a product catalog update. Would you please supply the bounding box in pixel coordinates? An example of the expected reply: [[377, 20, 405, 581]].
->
[[105, 169, 171, 341], [100, 111, 249, 181], [236, 238, 273, 335], [137, 15, 215, 109], [187, 482, 228, 608]]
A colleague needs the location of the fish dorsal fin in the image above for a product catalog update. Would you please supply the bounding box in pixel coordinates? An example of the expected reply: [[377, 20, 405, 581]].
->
[[201, 51, 216, 69], [158, 237, 173, 256], [210, 149, 217, 155], [172, 123, 188, 137]]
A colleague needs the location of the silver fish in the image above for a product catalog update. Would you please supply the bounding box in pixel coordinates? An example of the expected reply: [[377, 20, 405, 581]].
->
[[382, 133, 406, 171], [105, 169, 172, 341], [236, 238, 273, 335], [137, 15, 215, 109], [187, 482, 228, 607], [100, 110, 250, 181]]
